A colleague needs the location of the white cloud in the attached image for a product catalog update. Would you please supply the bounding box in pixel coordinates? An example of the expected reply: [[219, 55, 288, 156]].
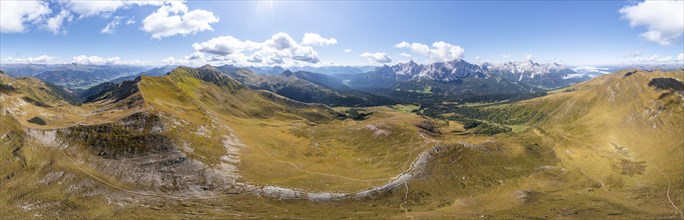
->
[[344, 49, 352, 53], [395, 41, 464, 62], [265, 32, 297, 50], [45, 10, 73, 35], [630, 54, 674, 63], [163, 57, 177, 65], [191, 32, 329, 65], [247, 55, 262, 63], [3, 55, 150, 65], [677, 53, 684, 62], [301, 33, 337, 46], [524, 54, 534, 60], [142, 1, 219, 39], [192, 36, 261, 56], [395, 41, 430, 54], [621, 51, 678, 64], [399, 52, 412, 58], [501, 54, 511, 59], [572, 66, 610, 74], [3, 55, 58, 64], [0, 0, 51, 33], [28, 55, 56, 63], [184, 51, 204, 60], [60, 0, 165, 17], [361, 52, 392, 64], [119, 59, 148, 66], [430, 41, 465, 62], [71, 55, 121, 65], [126, 18, 136, 25], [101, 16, 122, 34], [620, 0, 684, 46]]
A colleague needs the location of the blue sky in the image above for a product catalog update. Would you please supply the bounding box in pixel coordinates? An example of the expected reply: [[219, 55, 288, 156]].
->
[[1, 0, 683, 67]]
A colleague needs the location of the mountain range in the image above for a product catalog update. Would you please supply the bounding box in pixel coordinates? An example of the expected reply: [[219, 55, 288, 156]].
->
[[0, 63, 150, 90], [366, 59, 592, 89], [1, 65, 682, 218], [246, 65, 376, 75]]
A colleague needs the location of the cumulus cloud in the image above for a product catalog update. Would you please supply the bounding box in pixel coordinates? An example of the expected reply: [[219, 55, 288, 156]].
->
[[399, 52, 412, 58], [163, 57, 177, 65], [395, 41, 429, 54], [247, 55, 263, 63], [630, 54, 674, 63], [192, 36, 260, 56], [0, 1, 51, 33], [301, 33, 337, 46], [3, 55, 58, 64], [265, 32, 298, 50], [60, 0, 165, 17], [45, 10, 73, 35], [677, 53, 684, 62], [361, 52, 392, 64], [184, 51, 204, 60], [395, 41, 464, 62], [3, 1, 218, 36], [71, 55, 121, 65], [620, 0, 684, 46], [191, 32, 332, 65], [501, 54, 512, 59], [142, 1, 219, 39], [344, 49, 352, 53]]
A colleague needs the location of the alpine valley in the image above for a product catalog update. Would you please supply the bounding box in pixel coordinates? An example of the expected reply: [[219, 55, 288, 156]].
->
[[1, 1, 683, 219], [1, 59, 683, 218]]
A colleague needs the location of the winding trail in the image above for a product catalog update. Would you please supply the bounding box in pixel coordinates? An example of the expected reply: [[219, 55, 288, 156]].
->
[[243, 147, 437, 200], [652, 162, 684, 219]]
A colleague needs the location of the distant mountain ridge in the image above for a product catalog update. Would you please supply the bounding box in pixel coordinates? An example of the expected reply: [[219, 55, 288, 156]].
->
[[483, 60, 590, 88], [372, 60, 487, 81], [245, 65, 376, 75], [366, 59, 590, 89], [215, 65, 396, 106], [0, 63, 150, 90]]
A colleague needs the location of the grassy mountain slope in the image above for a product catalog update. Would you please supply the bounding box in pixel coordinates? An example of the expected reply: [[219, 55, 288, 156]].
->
[[509, 70, 683, 188], [1, 66, 436, 213], [1, 68, 682, 218], [413, 69, 684, 217]]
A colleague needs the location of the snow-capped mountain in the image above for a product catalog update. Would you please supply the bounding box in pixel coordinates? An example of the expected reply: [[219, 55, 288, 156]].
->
[[370, 59, 487, 81], [366, 59, 591, 89], [483, 60, 589, 88], [483, 60, 566, 80]]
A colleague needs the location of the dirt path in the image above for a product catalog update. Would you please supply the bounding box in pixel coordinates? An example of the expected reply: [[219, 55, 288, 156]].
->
[[652, 161, 684, 219], [243, 146, 438, 200]]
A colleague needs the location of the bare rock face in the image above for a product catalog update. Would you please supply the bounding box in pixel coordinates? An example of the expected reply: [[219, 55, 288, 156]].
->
[[28, 112, 237, 196], [514, 190, 542, 203], [415, 119, 441, 135]]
